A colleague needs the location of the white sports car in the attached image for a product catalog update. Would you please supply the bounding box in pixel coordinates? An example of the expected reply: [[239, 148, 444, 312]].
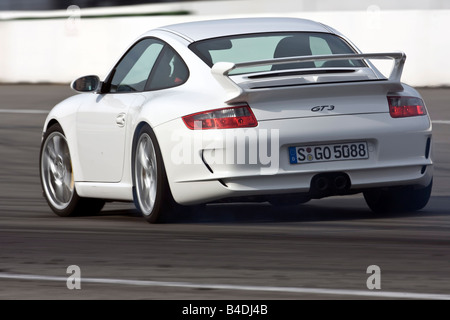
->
[[39, 17, 433, 223]]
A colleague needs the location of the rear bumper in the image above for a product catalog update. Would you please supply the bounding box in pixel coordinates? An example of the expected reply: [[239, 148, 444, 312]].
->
[[155, 113, 433, 205], [222, 163, 433, 192]]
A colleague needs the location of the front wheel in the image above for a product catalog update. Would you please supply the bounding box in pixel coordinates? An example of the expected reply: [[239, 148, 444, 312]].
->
[[132, 125, 171, 223], [40, 123, 105, 217], [363, 180, 433, 213]]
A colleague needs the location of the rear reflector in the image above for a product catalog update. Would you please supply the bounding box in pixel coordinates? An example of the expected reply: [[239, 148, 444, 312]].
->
[[182, 105, 258, 130], [388, 96, 427, 118]]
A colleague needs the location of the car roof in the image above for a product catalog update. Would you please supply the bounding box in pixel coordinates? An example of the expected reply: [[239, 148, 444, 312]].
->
[[153, 17, 334, 42]]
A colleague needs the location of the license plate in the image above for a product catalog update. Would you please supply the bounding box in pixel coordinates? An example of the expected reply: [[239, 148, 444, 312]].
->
[[289, 142, 369, 164]]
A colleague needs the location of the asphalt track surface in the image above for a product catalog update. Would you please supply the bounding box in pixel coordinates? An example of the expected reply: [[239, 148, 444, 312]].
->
[[0, 85, 449, 301]]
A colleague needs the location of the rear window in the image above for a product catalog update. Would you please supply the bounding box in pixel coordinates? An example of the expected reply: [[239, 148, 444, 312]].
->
[[189, 32, 365, 75]]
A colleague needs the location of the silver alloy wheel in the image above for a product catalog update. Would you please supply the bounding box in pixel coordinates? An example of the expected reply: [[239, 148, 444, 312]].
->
[[135, 133, 158, 216], [41, 132, 74, 210]]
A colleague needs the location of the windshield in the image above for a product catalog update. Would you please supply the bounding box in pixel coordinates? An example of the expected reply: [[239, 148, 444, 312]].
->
[[189, 32, 365, 75]]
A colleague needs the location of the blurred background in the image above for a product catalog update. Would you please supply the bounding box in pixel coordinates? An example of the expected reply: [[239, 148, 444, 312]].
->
[[1, 0, 450, 11], [0, 0, 185, 10], [0, 0, 449, 86]]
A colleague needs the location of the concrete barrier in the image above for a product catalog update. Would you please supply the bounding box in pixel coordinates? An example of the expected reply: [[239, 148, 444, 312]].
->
[[0, 2, 448, 87]]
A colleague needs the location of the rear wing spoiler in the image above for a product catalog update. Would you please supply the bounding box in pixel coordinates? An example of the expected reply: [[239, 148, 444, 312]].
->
[[211, 52, 406, 102]]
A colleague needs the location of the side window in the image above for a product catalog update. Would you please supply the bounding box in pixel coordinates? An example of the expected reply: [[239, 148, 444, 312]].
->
[[109, 38, 164, 93], [146, 46, 189, 91]]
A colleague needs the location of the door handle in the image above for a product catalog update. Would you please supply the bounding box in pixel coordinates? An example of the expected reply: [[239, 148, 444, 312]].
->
[[116, 113, 126, 127]]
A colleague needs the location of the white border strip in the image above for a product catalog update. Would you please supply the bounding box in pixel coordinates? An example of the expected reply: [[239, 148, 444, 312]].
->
[[1, 273, 449, 300]]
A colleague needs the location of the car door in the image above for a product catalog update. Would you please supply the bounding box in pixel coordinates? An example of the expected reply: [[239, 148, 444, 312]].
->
[[76, 38, 164, 182]]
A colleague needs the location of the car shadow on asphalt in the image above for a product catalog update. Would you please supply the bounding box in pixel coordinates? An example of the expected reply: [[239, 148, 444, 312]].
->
[[97, 195, 450, 224]]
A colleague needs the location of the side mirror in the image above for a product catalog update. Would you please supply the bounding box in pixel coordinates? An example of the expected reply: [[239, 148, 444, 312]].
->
[[71, 75, 101, 93]]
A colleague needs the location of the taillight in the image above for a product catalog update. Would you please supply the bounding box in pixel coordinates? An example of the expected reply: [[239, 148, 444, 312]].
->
[[388, 96, 427, 118], [182, 105, 258, 130]]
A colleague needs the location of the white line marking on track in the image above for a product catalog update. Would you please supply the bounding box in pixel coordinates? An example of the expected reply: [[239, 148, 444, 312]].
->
[[0, 109, 48, 114], [432, 120, 450, 125], [0, 273, 449, 299]]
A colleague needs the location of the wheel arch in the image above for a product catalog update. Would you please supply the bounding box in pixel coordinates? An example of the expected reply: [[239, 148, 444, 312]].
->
[[43, 116, 83, 183], [132, 121, 151, 148], [131, 120, 171, 174], [131, 121, 178, 222], [130, 121, 162, 188], [45, 119, 60, 132]]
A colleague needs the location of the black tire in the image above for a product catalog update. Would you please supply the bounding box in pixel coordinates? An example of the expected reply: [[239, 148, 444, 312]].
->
[[39, 123, 105, 217], [132, 124, 173, 223], [363, 180, 432, 213]]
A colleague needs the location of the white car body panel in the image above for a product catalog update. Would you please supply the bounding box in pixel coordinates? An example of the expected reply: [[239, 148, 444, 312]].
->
[[41, 17, 433, 208], [76, 93, 137, 182]]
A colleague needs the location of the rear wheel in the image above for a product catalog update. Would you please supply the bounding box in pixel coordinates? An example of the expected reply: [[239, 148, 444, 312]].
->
[[132, 125, 172, 223], [40, 123, 105, 217], [363, 180, 432, 213]]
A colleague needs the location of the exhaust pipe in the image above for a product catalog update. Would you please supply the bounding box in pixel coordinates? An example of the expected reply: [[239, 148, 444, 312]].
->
[[314, 176, 330, 192], [333, 174, 350, 191], [311, 173, 351, 197]]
